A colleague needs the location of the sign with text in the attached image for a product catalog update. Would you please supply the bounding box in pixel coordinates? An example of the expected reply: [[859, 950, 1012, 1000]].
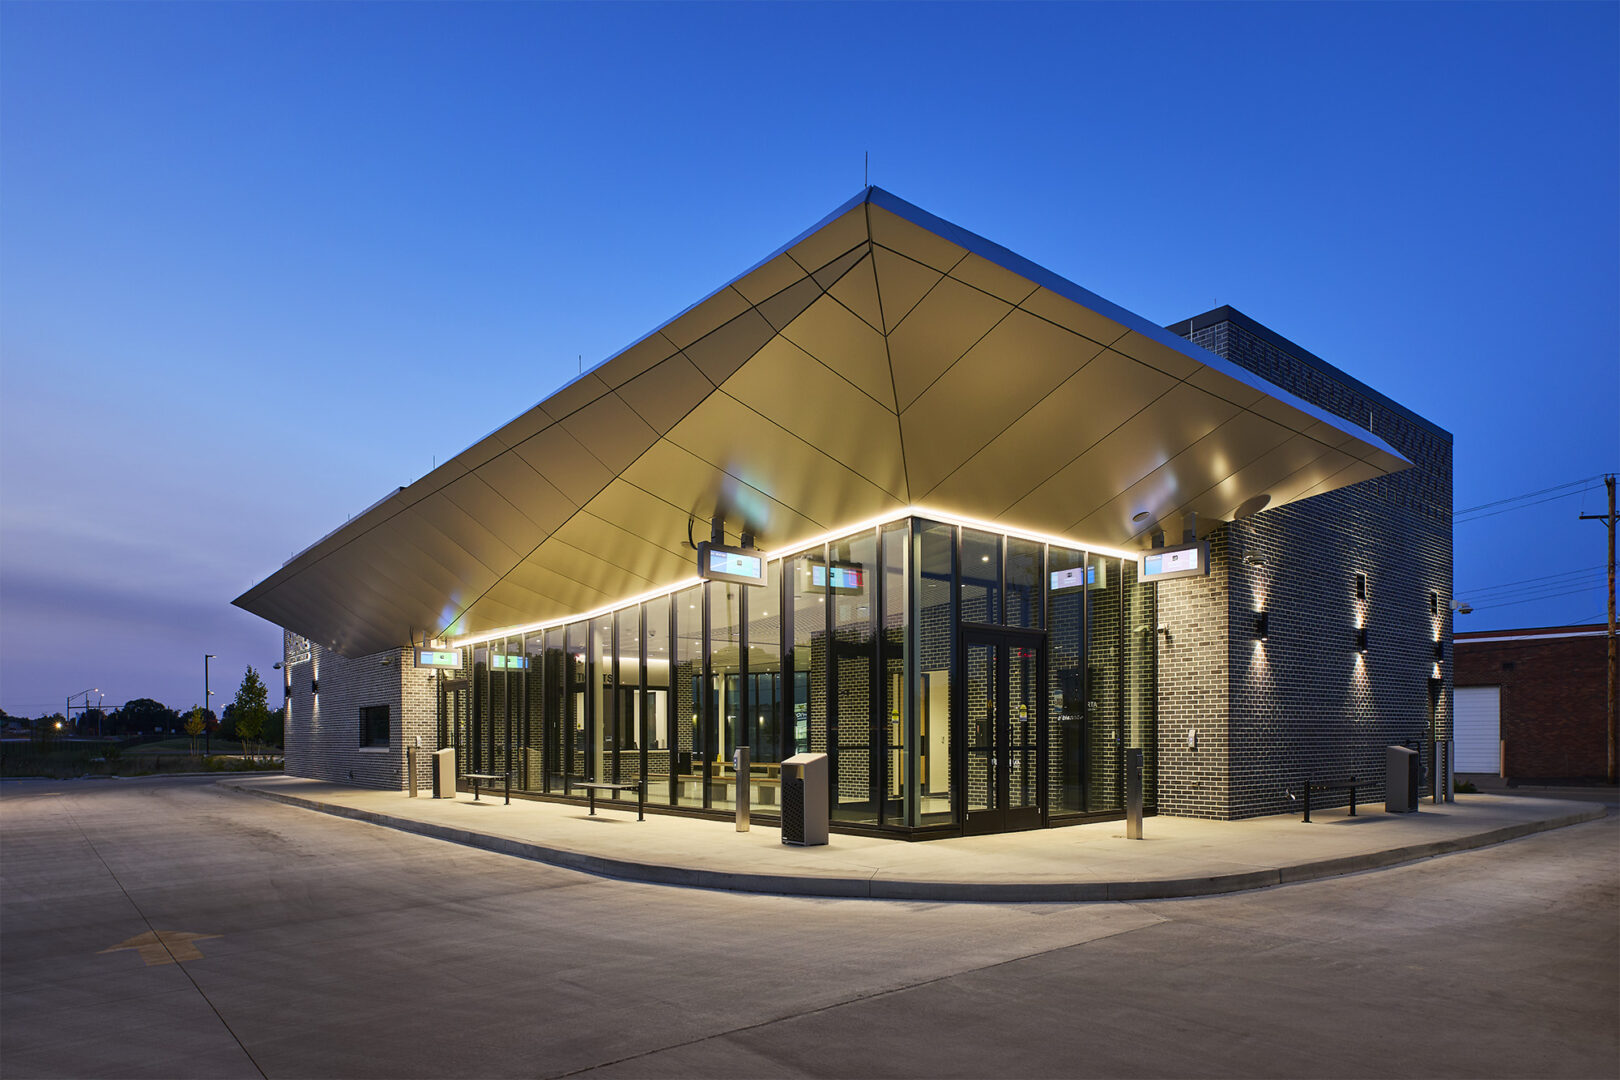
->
[[811, 563, 865, 593], [414, 648, 461, 669], [1049, 562, 1107, 592]]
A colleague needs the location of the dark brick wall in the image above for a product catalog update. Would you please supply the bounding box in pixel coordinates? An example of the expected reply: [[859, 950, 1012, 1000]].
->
[[1164, 311, 1454, 818], [1456, 630, 1610, 781]]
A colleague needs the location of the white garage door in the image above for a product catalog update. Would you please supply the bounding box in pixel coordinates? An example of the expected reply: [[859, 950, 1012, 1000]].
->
[[1455, 686, 1501, 773]]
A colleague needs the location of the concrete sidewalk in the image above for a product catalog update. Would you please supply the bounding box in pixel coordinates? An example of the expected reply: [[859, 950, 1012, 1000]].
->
[[221, 775, 1607, 902]]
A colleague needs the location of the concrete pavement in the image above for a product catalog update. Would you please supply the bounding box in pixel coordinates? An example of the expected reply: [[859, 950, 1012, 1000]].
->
[[221, 775, 1606, 901]]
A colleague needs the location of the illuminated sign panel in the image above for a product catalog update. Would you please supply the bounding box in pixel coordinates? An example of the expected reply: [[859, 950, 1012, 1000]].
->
[[415, 648, 461, 669], [1141, 541, 1210, 582], [697, 542, 767, 587], [1049, 562, 1106, 592], [811, 564, 865, 592], [489, 654, 529, 670]]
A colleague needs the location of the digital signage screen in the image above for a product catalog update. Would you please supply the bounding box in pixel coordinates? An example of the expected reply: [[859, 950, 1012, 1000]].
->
[[415, 648, 461, 669], [697, 542, 768, 587], [811, 563, 865, 592], [1141, 541, 1210, 582], [1049, 562, 1106, 592]]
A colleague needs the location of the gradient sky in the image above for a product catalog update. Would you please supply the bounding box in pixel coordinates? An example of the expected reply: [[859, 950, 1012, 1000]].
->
[[2, 1, 1616, 719]]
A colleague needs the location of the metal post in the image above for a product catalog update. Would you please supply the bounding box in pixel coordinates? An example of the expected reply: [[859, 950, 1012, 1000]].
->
[[1579, 474, 1616, 784], [735, 745, 751, 832], [407, 745, 419, 797], [204, 654, 214, 755], [1125, 747, 1143, 839]]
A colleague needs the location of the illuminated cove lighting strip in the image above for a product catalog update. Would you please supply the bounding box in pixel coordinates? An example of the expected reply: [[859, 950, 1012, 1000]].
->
[[449, 505, 1143, 650]]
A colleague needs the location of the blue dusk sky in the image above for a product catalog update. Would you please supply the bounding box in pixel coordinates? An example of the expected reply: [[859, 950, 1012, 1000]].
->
[[1, 2, 1616, 718]]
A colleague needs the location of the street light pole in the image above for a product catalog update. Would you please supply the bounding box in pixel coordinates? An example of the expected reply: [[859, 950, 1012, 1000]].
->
[[66, 688, 100, 737], [205, 654, 215, 755]]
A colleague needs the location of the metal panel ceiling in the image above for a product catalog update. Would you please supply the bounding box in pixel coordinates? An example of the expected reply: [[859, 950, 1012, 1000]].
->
[[235, 187, 1415, 656]]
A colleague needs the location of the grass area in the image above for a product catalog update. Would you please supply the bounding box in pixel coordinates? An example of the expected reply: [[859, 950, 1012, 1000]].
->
[[1, 742, 284, 779], [126, 737, 269, 756]]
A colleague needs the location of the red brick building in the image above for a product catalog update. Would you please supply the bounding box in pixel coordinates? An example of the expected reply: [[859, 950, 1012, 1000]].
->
[[1454, 625, 1612, 782]]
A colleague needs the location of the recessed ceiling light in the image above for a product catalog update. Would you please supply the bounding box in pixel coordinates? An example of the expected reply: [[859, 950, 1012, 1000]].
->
[[1132, 511, 1151, 523]]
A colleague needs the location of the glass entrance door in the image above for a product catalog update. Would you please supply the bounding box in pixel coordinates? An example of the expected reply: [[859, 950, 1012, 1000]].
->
[[961, 630, 1044, 835]]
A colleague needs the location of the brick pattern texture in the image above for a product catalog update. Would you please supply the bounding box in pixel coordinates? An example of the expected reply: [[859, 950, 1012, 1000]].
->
[[1160, 314, 1454, 819], [1455, 630, 1611, 781]]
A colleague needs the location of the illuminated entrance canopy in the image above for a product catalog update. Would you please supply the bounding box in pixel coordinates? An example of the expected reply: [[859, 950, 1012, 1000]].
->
[[236, 188, 1410, 659]]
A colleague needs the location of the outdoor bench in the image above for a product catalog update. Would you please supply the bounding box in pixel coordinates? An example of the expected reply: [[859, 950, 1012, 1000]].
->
[[461, 771, 510, 804], [1295, 777, 1357, 822], [574, 780, 644, 820]]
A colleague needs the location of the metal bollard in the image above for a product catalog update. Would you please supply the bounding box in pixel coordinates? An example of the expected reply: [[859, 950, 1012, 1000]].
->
[[406, 745, 419, 797], [1125, 747, 1143, 840], [734, 746, 751, 832]]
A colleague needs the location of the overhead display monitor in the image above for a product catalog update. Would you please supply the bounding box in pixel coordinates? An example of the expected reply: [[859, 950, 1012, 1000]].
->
[[415, 648, 461, 669], [489, 654, 528, 670], [811, 563, 866, 593], [1141, 541, 1210, 583], [697, 541, 768, 587], [1049, 562, 1107, 593]]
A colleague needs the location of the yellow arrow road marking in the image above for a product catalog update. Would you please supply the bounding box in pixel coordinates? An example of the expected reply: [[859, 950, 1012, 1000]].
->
[[99, 930, 220, 966]]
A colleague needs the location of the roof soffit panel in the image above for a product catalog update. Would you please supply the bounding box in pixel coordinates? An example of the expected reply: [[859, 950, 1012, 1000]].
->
[[381, 513, 492, 597], [949, 252, 1039, 306], [591, 332, 681, 390], [733, 253, 809, 306], [558, 392, 661, 475], [923, 347, 1174, 518], [408, 491, 523, 574], [786, 206, 870, 275], [503, 544, 619, 607], [721, 336, 908, 501], [664, 393, 904, 528], [825, 251, 884, 334], [870, 245, 945, 333], [452, 594, 534, 640], [1184, 364, 1265, 410], [549, 513, 688, 589], [451, 432, 510, 474], [885, 275, 1014, 412], [902, 309, 1108, 498], [577, 479, 703, 556], [510, 424, 616, 507], [614, 354, 714, 436], [1073, 413, 1297, 541], [867, 204, 966, 272], [473, 450, 576, 535], [1106, 330, 1203, 381], [536, 371, 611, 422], [810, 244, 870, 290], [779, 294, 897, 411], [681, 307, 778, 386], [661, 287, 752, 350], [1175, 433, 1336, 526], [527, 533, 659, 598], [297, 556, 417, 641], [755, 275, 825, 332], [1018, 287, 1127, 348], [618, 435, 825, 547], [440, 473, 549, 555], [396, 459, 468, 511], [495, 404, 557, 448], [498, 559, 599, 608], [1003, 382, 1242, 533], [1295, 457, 1382, 501]]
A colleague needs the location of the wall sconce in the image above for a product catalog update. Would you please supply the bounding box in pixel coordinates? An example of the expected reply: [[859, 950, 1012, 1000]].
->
[[1355, 628, 1368, 653], [1355, 573, 1367, 600], [1255, 612, 1269, 641], [1433, 640, 1444, 662], [1429, 591, 1438, 615], [311, 679, 319, 695]]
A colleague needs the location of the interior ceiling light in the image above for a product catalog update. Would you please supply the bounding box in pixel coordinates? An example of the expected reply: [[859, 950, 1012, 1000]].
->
[[1132, 511, 1151, 523]]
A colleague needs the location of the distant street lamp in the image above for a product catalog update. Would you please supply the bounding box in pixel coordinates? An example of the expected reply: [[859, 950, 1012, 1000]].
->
[[205, 654, 215, 754]]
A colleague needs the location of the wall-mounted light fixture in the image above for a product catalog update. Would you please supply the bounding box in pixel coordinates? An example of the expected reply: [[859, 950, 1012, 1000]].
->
[[1355, 573, 1367, 600], [1355, 627, 1368, 653], [311, 679, 319, 695], [1433, 641, 1444, 663], [1429, 591, 1438, 615], [1255, 612, 1269, 641]]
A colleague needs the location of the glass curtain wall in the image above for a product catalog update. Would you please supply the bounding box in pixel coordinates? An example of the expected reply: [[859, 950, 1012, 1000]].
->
[[451, 516, 1154, 833]]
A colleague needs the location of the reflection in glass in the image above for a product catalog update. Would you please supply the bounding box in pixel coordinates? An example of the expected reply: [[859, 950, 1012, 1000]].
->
[[612, 606, 640, 802], [523, 632, 545, 790], [709, 581, 742, 810], [960, 529, 999, 625], [644, 595, 672, 805], [1005, 537, 1042, 629], [1047, 546, 1085, 815], [830, 531, 878, 824], [788, 553, 824, 759], [673, 586, 703, 807], [1085, 558, 1122, 812], [881, 520, 908, 825], [916, 521, 955, 825]]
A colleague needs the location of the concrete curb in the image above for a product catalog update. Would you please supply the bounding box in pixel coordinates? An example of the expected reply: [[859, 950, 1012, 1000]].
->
[[222, 780, 1607, 902]]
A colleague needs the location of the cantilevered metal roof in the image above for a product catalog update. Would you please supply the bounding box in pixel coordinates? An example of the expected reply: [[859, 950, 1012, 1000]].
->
[[235, 188, 1411, 656]]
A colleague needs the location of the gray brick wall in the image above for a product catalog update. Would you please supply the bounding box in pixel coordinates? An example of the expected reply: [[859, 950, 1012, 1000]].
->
[[1159, 313, 1453, 819], [283, 631, 438, 789]]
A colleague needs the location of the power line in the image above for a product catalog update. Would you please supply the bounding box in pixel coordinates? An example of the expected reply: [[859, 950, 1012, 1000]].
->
[[1456, 483, 1610, 524], [1467, 585, 1606, 611], [1456, 473, 1612, 516], [1460, 564, 1603, 596]]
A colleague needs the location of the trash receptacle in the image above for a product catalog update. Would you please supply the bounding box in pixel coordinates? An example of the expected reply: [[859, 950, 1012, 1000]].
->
[[781, 752, 828, 846], [433, 747, 456, 799], [1385, 745, 1419, 813]]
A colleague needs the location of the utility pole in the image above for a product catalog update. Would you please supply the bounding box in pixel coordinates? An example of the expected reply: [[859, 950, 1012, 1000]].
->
[[1580, 475, 1617, 784]]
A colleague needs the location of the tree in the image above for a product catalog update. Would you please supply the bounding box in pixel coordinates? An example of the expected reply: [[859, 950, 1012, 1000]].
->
[[231, 666, 270, 759], [112, 698, 179, 736], [184, 707, 207, 758]]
